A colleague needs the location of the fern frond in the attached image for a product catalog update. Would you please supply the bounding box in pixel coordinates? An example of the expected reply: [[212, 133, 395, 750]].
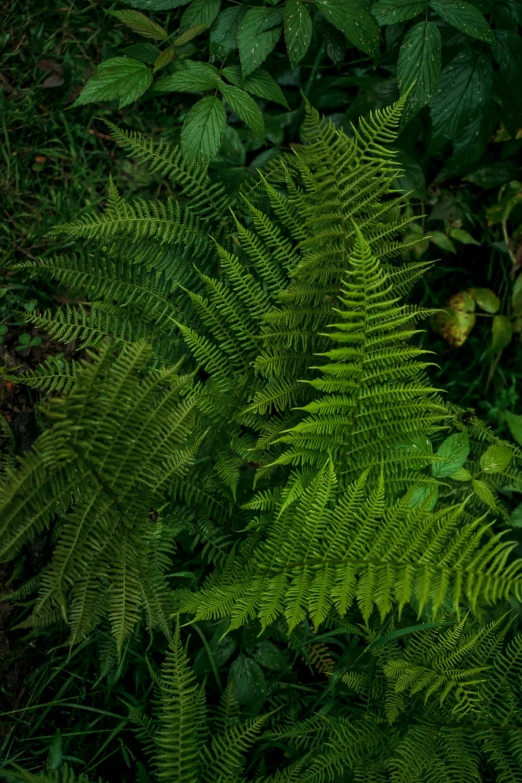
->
[[184, 465, 522, 632]]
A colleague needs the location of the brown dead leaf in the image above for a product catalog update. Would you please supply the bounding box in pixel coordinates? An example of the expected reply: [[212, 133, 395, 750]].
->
[[36, 59, 61, 73], [42, 73, 64, 88], [34, 156, 46, 164]]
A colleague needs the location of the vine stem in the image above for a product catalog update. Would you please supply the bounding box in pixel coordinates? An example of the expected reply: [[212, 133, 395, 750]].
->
[[304, 41, 326, 98]]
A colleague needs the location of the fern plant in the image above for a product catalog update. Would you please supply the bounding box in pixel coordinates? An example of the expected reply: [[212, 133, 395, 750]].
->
[[4, 96, 522, 782]]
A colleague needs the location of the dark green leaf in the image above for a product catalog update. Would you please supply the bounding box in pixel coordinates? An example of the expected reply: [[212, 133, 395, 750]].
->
[[238, 8, 282, 76], [210, 6, 247, 55], [432, 431, 470, 477], [429, 0, 494, 42], [109, 9, 168, 39], [155, 59, 221, 93], [284, 0, 313, 70], [505, 411, 522, 448], [121, 0, 192, 8], [316, 0, 380, 55], [120, 43, 161, 63], [372, 0, 424, 24], [253, 641, 290, 671], [46, 730, 63, 771], [219, 83, 265, 137], [429, 51, 492, 141], [72, 57, 153, 109], [181, 95, 227, 160], [174, 23, 209, 46], [222, 65, 289, 108], [490, 315, 513, 354], [397, 21, 441, 124], [393, 149, 426, 198], [492, 30, 522, 81], [153, 46, 177, 72], [181, 0, 221, 31], [229, 654, 267, 706]]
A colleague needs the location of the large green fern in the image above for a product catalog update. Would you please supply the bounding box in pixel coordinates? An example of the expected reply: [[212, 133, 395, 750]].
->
[[4, 98, 522, 782]]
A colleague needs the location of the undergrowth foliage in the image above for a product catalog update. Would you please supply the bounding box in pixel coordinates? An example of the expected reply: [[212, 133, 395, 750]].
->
[[4, 98, 522, 781]]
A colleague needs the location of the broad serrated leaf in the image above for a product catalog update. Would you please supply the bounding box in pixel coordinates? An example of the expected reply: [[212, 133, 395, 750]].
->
[[253, 641, 290, 672], [120, 0, 192, 8], [210, 6, 247, 55], [316, 0, 379, 56], [432, 431, 470, 477], [181, 95, 226, 160], [492, 29, 522, 82], [397, 21, 441, 124], [429, 0, 494, 43], [174, 23, 209, 46], [452, 468, 472, 481], [155, 59, 221, 92], [109, 9, 168, 39], [219, 83, 265, 137], [153, 46, 177, 72], [372, 0, 424, 24], [120, 43, 161, 63], [409, 484, 439, 511], [429, 51, 492, 141], [229, 654, 267, 706], [238, 8, 282, 76], [505, 411, 522, 448], [480, 445, 513, 473], [222, 65, 289, 108], [472, 479, 497, 509], [181, 0, 221, 31], [72, 57, 153, 109], [284, 0, 312, 70]]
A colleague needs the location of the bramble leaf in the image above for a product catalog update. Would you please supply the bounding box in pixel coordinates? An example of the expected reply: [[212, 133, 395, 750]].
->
[[238, 8, 282, 77], [284, 0, 313, 70], [430, 51, 492, 141], [480, 445, 513, 474], [155, 59, 221, 93], [316, 0, 380, 55], [109, 9, 168, 39], [219, 83, 265, 137], [181, 95, 227, 160], [181, 0, 221, 31], [210, 6, 247, 55], [372, 0, 424, 24], [397, 21, 441, 124], [429, 0, 494, 43], [72, 57, 153, 109], [432, 432, 470, 477], [222, 65, 289, 108]]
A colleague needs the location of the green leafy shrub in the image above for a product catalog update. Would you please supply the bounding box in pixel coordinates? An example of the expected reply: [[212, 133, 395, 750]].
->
[[4, 99, 522, 781], [72, 0, 522, 169]]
